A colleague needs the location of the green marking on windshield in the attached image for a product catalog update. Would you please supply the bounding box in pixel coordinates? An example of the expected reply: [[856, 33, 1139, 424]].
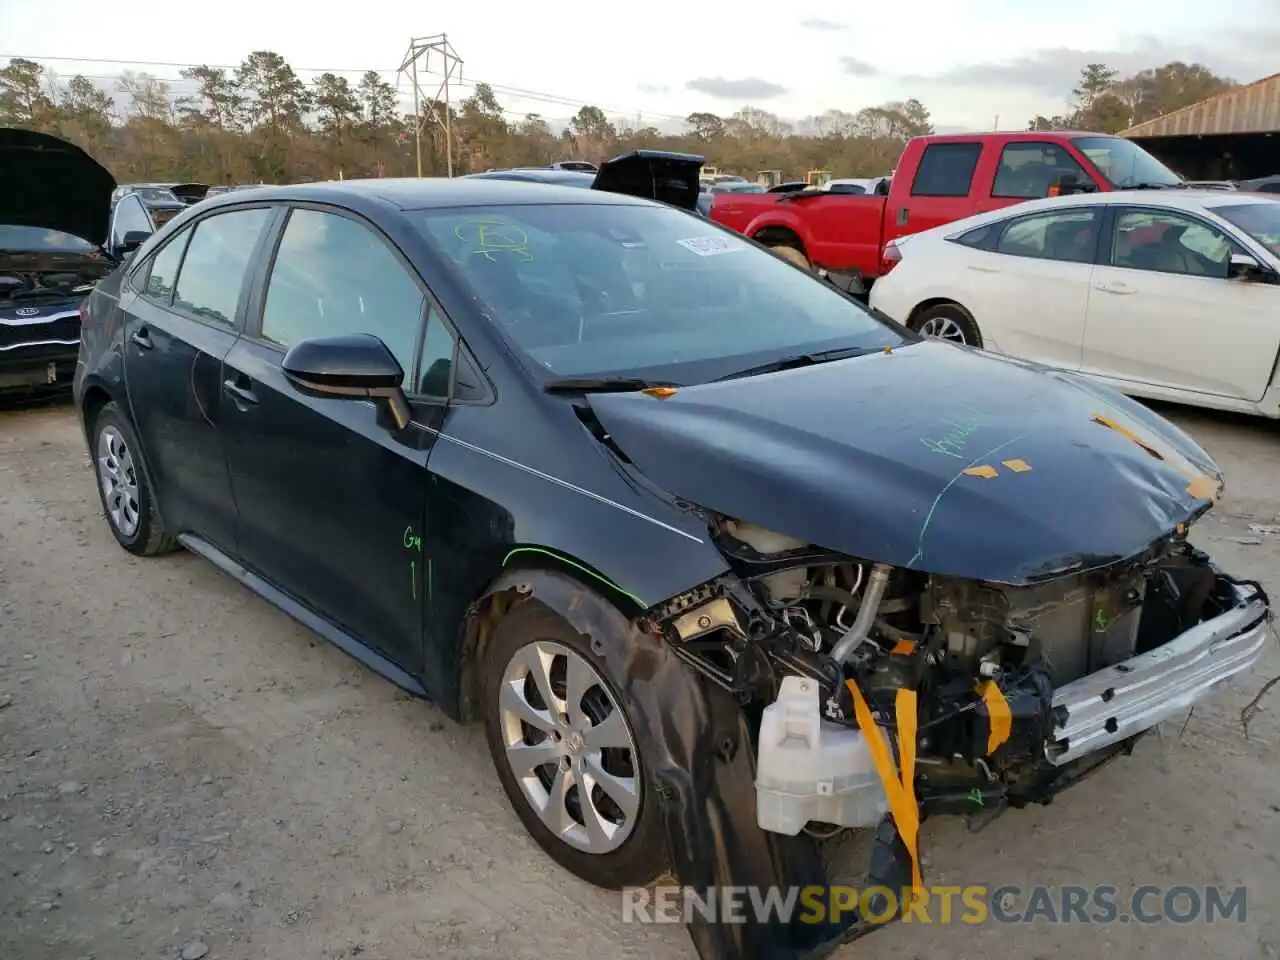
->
[[403, 526, 423, 551], [454, 218, 534, 263], [502, 546, 643, 609]]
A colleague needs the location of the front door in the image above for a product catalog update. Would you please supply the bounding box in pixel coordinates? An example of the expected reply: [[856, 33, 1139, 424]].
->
[[220, 206, 440, 677], [121, 205, 275, 552], [1083, 206, 1280, 400]]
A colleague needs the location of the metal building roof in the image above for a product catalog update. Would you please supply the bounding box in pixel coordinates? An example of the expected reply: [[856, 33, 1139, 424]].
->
[[1121, 72, 1280, 138]]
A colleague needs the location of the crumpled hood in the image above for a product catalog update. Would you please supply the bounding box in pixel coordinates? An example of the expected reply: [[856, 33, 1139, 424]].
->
[[586, 340, 1222, 584], [0, 128, 116, 244]]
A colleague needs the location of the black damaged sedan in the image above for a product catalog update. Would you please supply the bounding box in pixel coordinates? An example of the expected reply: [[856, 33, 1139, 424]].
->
[[74, 159, 1270, 960]]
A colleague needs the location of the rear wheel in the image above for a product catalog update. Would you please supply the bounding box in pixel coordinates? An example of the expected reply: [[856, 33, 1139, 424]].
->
[[912, 302, 983, 348], [480, 601, 667, 889], [90, 402, 178, 556]]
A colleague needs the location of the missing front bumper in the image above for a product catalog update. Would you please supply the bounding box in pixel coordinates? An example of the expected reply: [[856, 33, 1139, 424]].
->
[[1048, 580, 1269, 766]]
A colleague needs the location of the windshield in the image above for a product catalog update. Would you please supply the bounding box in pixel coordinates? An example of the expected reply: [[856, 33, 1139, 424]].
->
[[1214, 202, 1280, 258], [412, 202, 901, 382], [1072, 137, 1181, 189]]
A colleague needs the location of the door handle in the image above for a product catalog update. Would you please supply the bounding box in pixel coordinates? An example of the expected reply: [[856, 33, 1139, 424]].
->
[[130, 328, 153, 349], [222, 377, 258, 407], [1094, 280, 1135, 295], [896, 207, 909, 226], [967, 265, 1001, 274]]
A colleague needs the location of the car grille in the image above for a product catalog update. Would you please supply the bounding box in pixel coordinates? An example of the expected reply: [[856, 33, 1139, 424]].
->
[[0, 316, 80, 350]]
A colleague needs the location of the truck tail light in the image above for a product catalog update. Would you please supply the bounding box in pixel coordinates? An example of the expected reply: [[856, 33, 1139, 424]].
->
[[881, 242, 903, 274]]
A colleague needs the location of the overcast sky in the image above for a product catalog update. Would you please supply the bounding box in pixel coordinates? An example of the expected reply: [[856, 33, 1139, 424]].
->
[[2, 0, 1278, 131]]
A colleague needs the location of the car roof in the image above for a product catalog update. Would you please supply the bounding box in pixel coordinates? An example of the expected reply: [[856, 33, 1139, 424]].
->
[[464, 169, 597, 188], [951, 188, 1280, 222], [192, 176, 653, 213]]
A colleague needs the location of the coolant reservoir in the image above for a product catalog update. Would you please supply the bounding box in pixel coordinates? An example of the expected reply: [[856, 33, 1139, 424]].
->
[[756, 675, 888, 835]]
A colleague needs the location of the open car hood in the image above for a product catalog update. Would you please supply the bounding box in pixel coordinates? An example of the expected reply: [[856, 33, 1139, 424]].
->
[[0, 128, 115, 244], [586, 340, 1222, 584], [591, 149, 704, 211]]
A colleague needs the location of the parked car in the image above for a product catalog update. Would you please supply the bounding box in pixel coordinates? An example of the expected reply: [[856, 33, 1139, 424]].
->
[[467, 150, 704, 214], [696, 179, 764, 216], [0, 128, 125, 397], [111, 184, 187, 230], [710, 130, 1186, 294], [1239, 174, 1280, 193], [74, 168, 1269, 960], [868, 189, 1280, 419], [204, 184, 274, 200]]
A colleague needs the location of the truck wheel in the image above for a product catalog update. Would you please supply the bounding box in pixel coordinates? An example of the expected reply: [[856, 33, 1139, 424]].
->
[[912, 302, 983, 348], [769, 244, 812, 271]]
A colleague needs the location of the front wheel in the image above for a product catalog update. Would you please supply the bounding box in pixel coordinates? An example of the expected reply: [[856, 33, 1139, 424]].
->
[[480, 601, 667, 889], [912, 302, 983, 348]]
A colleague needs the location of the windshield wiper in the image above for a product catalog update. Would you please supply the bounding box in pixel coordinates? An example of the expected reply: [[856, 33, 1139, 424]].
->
[[543, 376, 679, 395], [1121, 182, 1177, 190], [712, 345, 881, 382]]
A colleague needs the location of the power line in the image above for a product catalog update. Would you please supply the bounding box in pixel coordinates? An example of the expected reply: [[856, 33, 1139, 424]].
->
[[0, 52, 687, 123]]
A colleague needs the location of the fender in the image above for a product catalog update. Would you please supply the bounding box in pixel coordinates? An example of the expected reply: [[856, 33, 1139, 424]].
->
[[473, 568, 878, 960], [744, 205, 814, 250]]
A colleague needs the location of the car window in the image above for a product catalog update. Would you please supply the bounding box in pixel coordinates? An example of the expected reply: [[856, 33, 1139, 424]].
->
[[995, 209, 1100, 264], [416, 305, 455, 398], [142, 231, 190, 304], [1111, 210, 1234, 278], [172, 208, 272, 325], [911, 143, 983, 197], [992, 142, 1095, 199], [951, 223, 997, 250], [260, 209, 426, 382], [111, 196, 152, 248], [1213, 202, 1280, 259], [410, 202, 901, 382]]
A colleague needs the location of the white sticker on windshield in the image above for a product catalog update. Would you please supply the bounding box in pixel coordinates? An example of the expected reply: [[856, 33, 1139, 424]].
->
[[676, 235, 744, 257]]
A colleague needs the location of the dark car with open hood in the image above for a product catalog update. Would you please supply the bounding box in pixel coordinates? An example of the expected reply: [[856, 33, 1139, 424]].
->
[[0, 128, 126, 396], [73, 153, 1270, 960]]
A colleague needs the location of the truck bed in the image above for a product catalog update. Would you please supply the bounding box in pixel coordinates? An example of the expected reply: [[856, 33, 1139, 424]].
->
[[709, 190, 889, 281]]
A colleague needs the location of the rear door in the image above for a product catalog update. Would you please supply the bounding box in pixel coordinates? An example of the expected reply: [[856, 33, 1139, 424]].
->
[[1082, 205, 1280, 400], [220, 204, 442, 677], [885, 141, 985, 244], [121, 204, 278, 552], [949, 206, 1102, 370]]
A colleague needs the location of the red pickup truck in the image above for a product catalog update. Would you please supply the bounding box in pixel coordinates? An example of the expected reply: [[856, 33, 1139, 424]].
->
[[708, 130, 1186, 295]]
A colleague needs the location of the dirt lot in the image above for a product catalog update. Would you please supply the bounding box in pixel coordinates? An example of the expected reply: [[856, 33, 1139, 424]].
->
[[2, 398, 1278, 960]]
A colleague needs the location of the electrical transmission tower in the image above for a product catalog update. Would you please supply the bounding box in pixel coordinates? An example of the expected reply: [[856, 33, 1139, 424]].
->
[[398, 33, 463, 177]]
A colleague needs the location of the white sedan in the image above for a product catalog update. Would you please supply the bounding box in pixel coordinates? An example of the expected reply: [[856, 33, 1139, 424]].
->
[[869, 189, 1280, 419]]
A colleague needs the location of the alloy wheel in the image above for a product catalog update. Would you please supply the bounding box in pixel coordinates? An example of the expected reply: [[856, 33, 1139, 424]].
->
[[919, 315, 968, 344], [97, 425, 141, 537], [497, 640, 641, 855]]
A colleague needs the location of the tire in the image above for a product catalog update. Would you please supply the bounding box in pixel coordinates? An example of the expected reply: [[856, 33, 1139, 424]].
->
[[480, 601, 667, 889], [769, 243, 812, 271], [911, 302, 983, 348], [90, 401, 178, 556]]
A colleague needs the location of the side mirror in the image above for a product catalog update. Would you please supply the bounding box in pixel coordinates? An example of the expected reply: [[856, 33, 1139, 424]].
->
[[121, 230, 151, 253], [281, 333, 412, 430], [1228, 253, 1275, 283], [1051, 172, 1093, 196]]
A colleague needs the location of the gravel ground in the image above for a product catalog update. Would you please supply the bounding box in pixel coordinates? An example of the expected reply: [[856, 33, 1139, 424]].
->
[[1, 397, 1278, 960]]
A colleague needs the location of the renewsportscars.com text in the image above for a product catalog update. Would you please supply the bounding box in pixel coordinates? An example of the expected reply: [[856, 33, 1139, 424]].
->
[[621, 884, 1247, 926]]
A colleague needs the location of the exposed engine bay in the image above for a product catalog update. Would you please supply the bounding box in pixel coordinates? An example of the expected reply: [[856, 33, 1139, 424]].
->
[[644, 516, 1265, 845]]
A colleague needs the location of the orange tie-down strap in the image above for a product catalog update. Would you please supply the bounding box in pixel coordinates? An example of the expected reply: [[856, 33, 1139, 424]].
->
[[845, 680, 923, 900]]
